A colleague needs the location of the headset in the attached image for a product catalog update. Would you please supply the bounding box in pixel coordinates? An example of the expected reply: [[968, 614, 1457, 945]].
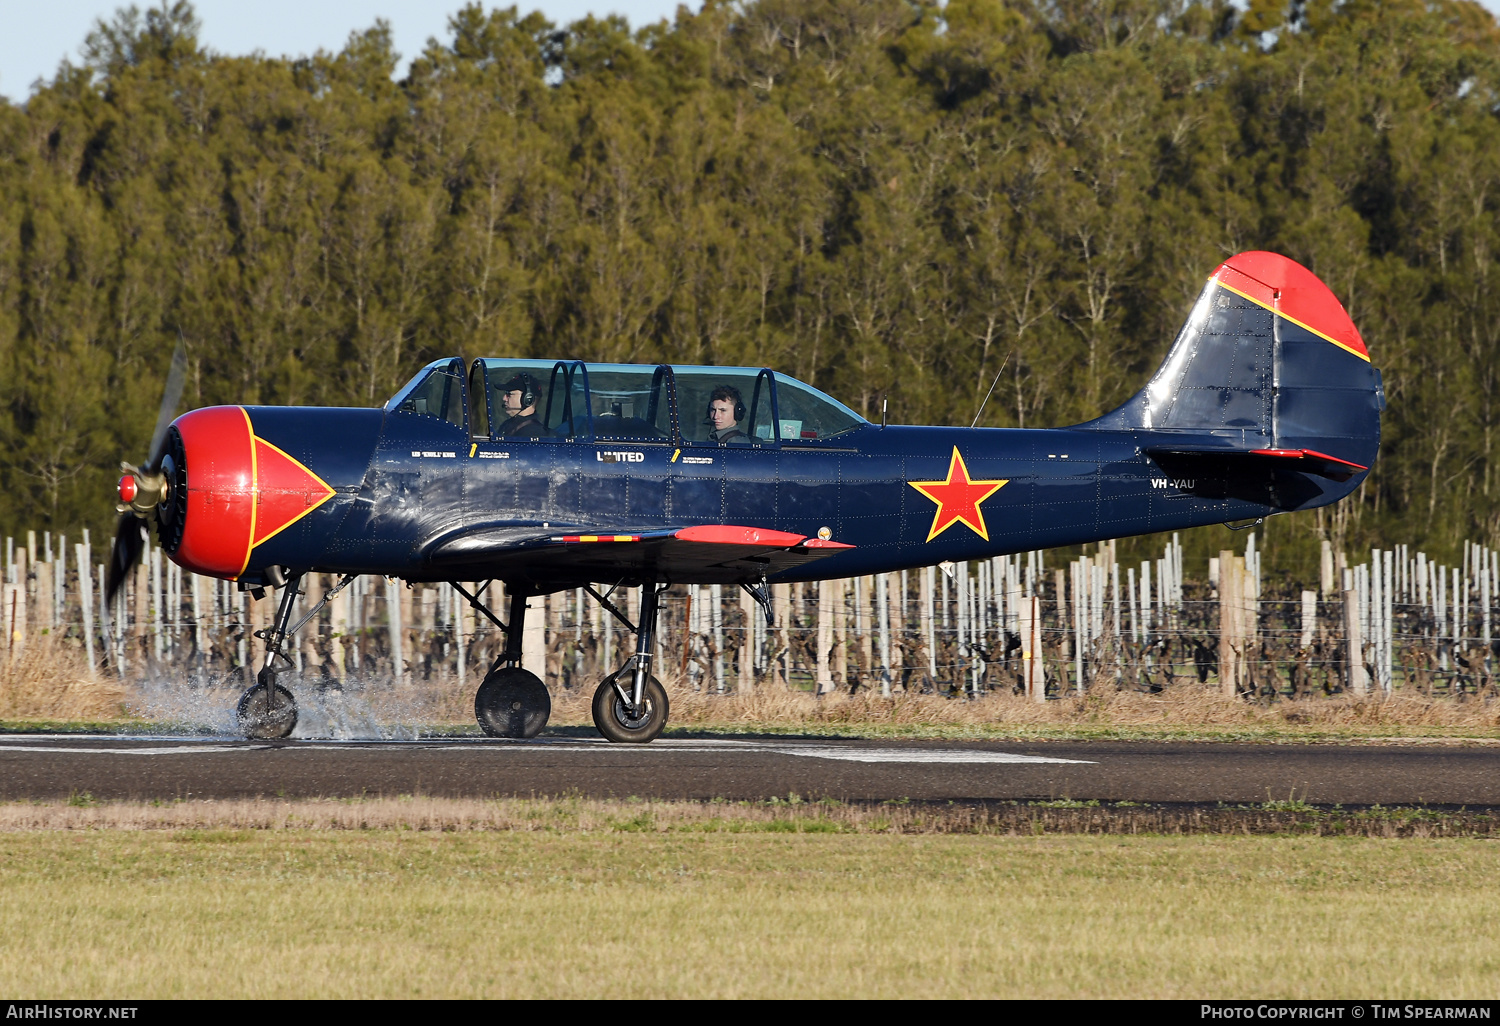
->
[[499, 373, 538, 410], [706, 386, 746, 426]]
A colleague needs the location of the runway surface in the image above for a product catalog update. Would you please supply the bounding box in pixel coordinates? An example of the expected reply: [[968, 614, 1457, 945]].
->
[[2, 734, 1498, 805]]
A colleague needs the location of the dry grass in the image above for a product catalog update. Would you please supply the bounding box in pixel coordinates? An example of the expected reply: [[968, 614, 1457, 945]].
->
[[549, 674, 1500, 741], [8, 655, 1500, 740], [2, 795, 1495, 839], [2, 826, 1499, 998], [0, 645, 126, 722], [654, 678, 1500, 733]]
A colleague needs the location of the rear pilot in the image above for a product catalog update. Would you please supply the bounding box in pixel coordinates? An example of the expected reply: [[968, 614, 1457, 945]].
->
[[707, 385, 748, 445]]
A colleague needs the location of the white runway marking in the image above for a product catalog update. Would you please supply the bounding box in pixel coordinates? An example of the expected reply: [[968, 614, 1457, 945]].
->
[[0, 737, 1094, 764], [1, 745, 258, 756], [755, 746, 1092, 765]]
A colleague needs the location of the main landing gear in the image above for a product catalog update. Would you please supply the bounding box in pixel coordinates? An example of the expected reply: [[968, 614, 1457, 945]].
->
[[455, 579, 672, 743], [587, 582, 670, 743], [453, 582, 551, 739], [236, 571, 356, 739], [233, 572, 674, 744]]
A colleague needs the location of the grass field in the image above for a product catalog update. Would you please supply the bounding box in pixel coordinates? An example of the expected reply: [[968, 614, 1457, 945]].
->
[[3, 799, 1500, 998]]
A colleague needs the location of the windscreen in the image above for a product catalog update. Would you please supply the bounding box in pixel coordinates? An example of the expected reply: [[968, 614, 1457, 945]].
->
[[771, 375, 865, 441]]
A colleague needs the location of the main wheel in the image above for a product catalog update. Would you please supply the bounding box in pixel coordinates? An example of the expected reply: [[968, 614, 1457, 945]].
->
[[592, 672, 669, 743], [237, 677, 298, 739], [475, 666, 551, 738]]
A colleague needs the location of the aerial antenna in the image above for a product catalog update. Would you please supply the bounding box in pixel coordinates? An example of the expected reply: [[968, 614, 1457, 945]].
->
[[970, 349, 1014, 429], [881, 395, 888, 429]]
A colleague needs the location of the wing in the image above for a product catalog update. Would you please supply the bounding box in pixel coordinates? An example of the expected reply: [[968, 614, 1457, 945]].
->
[[420, 522, 854, 586]]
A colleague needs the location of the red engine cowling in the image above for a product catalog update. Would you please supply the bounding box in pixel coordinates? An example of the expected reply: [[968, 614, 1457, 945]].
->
[[165, 406, 335, 579]]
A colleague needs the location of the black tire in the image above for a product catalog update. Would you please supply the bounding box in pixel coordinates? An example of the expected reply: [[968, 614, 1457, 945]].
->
[[592, 672, 669, 743], [237, 680, 298, 739], [475, 666, 551, 739]]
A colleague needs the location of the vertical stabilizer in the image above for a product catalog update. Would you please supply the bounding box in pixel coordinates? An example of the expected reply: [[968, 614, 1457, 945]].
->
[[1084, 251, 1383, 475]]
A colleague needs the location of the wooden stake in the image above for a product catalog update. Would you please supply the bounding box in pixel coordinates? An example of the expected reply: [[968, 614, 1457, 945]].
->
[[816, 579, 834, 694], [75, 545, 95, 677], [1345, 587, 1367, 695], [1021, 594, 1044, 702]]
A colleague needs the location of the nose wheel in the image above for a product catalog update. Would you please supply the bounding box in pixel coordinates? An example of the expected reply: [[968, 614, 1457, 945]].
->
[[235, 571, 354, 741], [237, 671, 298, 739], [476, 666, 551, 738]]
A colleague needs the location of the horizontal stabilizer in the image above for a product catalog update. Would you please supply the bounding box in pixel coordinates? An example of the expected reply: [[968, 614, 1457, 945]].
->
[[1145, 445, 1367, 509], [1148, 446, 1366, 483], [1245, 448, 1367, 481]]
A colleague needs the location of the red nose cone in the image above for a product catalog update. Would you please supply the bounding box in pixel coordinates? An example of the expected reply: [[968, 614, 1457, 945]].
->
[[170, 406, 336, 580], [172, 406, 256, 578], [118, 476, 137, 504]]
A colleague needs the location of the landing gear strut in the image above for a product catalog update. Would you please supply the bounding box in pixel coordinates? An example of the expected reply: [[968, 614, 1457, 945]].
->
[[451, 578, 672, 743], [454, 582, 550, 739], [590, 582, 670, 743], [236, 571, 355, 740]]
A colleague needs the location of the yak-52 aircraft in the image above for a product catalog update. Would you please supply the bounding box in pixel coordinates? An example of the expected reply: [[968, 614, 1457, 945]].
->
[[107, 250, 1383, 742]]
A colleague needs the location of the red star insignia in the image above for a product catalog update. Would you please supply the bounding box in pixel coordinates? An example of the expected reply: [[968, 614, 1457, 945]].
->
[[908, 447, 1008, 543]]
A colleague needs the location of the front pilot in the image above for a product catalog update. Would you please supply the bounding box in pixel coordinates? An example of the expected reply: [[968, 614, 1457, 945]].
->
[[498, 373, 543, 437]]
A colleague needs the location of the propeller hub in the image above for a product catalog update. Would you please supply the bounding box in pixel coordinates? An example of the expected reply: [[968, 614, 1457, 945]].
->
[[116, 463, 168, 518]]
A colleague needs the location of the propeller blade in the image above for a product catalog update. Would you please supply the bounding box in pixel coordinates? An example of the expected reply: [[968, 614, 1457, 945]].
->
[[104, 515, 147, 607], [145, 339, 188, 470]]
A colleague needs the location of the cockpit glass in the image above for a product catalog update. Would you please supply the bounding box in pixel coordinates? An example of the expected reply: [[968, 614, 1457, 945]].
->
[[409, 357, 866, 444], [586, 365, 674, 441], [772, 375, 865, 441], [476, 359, 558, 440], [671, 367, 775, 446]]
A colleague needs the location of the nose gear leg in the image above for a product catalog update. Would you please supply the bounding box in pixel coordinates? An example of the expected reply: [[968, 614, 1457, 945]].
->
[[237, 572, 355, 740]]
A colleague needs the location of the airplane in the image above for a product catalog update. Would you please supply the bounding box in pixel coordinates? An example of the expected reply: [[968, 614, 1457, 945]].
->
[[107, 250, 1383, 742]]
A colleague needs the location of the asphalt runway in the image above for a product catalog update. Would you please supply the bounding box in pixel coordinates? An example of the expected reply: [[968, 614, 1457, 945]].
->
[[2, 734, 1499, 805]]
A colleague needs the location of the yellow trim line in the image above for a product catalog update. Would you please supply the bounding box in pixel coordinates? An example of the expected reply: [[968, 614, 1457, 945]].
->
[[250, 435, 338, 550], [1214, 279, 1371, 362], [237, 407, 257, 577]]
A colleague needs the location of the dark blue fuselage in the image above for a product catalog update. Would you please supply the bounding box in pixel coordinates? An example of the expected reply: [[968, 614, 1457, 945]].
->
[[241, 406, 1317, 588]]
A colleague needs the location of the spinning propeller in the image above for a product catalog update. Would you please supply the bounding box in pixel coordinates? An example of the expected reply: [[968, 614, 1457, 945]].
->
[[105, 340, 187, 605]]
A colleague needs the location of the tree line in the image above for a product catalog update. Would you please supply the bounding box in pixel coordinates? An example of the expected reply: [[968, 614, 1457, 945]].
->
[[1, 0, 1498, 574]]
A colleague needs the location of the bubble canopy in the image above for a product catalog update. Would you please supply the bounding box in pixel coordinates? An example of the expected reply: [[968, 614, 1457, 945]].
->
[[385, 359, 866, 445]]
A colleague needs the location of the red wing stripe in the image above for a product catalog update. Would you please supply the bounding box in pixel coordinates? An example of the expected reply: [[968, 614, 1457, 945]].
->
[[673, 525, 808, 547], [552, 526, 844, 549]]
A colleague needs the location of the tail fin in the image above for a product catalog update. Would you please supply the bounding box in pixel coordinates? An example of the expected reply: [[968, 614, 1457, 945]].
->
[[1083, 251, 1383, 508]]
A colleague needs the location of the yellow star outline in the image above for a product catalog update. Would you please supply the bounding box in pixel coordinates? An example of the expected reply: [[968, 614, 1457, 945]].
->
[[908, 447, 1008, 543]]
